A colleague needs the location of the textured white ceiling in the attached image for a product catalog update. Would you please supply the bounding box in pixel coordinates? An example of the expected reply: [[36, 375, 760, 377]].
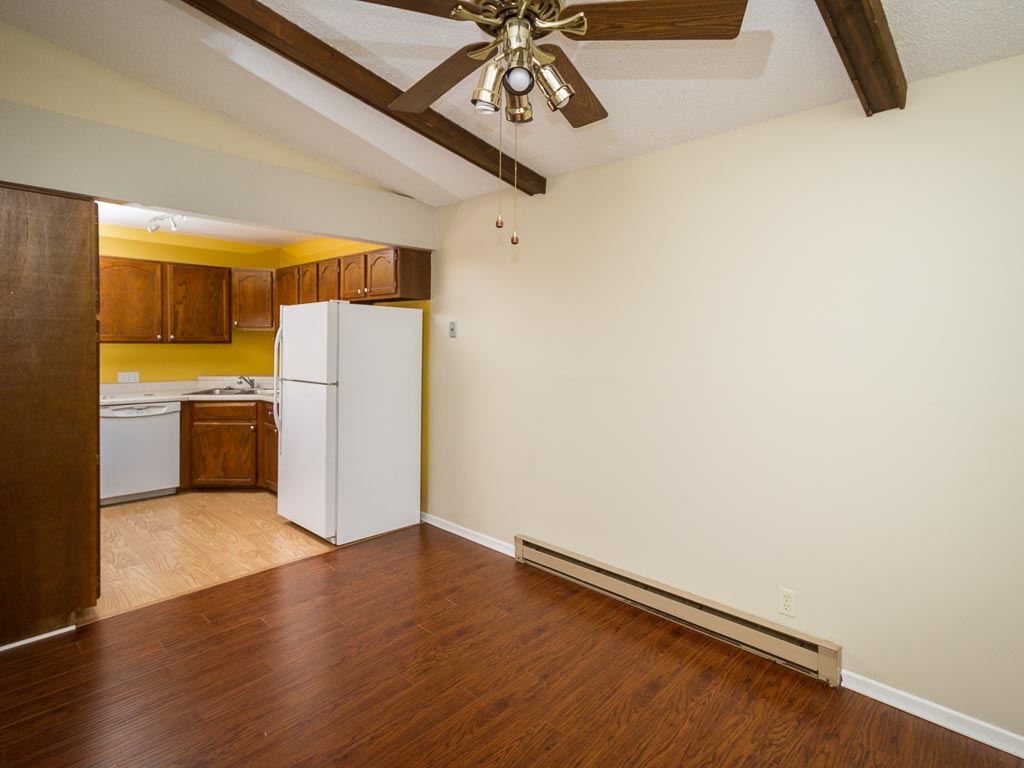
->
[[3, 0, 1023, 206], [97, 201, 316, 246]]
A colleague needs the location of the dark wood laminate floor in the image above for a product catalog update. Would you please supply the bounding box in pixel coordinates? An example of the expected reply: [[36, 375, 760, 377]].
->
[[0, 525, 1018, 768]]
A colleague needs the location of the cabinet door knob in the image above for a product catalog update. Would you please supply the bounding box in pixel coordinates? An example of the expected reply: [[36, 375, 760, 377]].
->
[[234, 320, 239, 326], [156, 334, 162, 340], [169, 334, 175, 340], [250, 425, 255, 431]]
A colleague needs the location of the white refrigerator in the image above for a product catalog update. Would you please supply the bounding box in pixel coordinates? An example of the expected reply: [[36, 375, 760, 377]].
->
[[273, 301, 423, 544]]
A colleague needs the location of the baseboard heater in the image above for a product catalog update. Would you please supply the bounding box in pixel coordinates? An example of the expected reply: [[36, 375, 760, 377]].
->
[[515, 536, 842, 686]]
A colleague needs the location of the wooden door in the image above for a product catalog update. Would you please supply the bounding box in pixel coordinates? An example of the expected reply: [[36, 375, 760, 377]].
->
[[341, 253, 367, 299], [298, 263, 318, 304], [0, 185, 99, 645], [317, 258, 340, 301], [365, 249, 398, 299], [232, 268, 274, 331], [165, 264, 231, 343], [191, 423, 258, 486], [98, 257, 164, 342]]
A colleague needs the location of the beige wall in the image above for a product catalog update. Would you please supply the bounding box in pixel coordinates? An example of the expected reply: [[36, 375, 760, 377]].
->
[[429, 54, 1024, 735], [0, 20, 373, 188]]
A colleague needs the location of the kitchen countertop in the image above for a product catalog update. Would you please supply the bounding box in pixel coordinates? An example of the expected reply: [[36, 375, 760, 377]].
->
[[100, 377, 275, 406]]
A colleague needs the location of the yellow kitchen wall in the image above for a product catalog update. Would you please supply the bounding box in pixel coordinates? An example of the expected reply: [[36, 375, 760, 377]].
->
[[277, 237, 382, 266], [98, 226, 280, 384]]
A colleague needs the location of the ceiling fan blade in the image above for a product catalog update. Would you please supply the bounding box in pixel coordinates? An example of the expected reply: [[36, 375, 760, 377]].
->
[[537, 45, 608, 128], [390, 44, 488, 113], [351, 0, 483, 19], [563, 0, 748, 40]]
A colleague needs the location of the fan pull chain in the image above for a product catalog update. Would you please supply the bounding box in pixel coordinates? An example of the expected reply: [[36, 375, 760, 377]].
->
[[511, 122, 520, 245], [495, 113, 504, 229]]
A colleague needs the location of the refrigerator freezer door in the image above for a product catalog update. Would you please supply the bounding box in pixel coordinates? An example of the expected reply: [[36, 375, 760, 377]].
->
[[280, 302, 338, 384], [277, 379, 337, 541]]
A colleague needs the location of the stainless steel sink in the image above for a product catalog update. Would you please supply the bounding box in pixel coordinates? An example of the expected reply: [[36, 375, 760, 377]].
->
[[187, 387, 260, 396]]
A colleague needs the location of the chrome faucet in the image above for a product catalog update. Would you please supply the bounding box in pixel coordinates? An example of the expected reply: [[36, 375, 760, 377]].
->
[[237, 376, 255, 389]]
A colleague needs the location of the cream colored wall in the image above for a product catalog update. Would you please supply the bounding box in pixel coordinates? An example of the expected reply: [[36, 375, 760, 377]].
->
[[429, 54, 1024, 735], [0, 21, 374, 189]]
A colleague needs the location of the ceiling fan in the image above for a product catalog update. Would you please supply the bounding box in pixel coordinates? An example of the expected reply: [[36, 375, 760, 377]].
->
[[357, 0, 750, 128]]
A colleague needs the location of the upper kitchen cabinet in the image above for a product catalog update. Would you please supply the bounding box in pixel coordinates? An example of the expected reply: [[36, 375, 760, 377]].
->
[[350, 248, 431, 303], [341, 253, 366, 300], [165, 263, 231, 343], [99, 257, 164, 342], [298, 262, 318, 304], [231, 268, 274, 331], [275, 265, 299, 326], [366, 249, 398, 299], [317, 258, 340, 301]]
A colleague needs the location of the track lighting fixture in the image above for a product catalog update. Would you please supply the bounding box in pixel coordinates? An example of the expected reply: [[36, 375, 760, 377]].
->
[[145, 213, 186, 234]]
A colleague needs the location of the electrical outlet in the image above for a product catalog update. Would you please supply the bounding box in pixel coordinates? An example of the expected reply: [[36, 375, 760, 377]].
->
[[778, 588, 797, 618], [117, 371, 140, 384], [448, 321, 458, 339]]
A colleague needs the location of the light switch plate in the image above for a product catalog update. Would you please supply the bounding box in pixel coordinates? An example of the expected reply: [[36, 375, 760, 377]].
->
[[448, 321, 457, 339], [117, 371, 140, 383]]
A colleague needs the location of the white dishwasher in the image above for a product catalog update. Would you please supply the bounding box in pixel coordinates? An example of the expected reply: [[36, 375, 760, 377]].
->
[[100, 401, 181, 505]]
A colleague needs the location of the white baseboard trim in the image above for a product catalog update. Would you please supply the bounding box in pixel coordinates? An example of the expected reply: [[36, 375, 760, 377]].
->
[[0, 624, 75, 654], [842, 671, 1024, 759], [420, 513, 516, 558]]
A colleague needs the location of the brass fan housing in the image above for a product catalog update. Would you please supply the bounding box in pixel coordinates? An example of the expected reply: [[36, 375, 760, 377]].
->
[[473, 0, 565, 39]]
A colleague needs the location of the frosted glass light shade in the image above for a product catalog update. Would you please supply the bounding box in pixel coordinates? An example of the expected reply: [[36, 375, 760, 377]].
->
[[504, 66, 534, 96]]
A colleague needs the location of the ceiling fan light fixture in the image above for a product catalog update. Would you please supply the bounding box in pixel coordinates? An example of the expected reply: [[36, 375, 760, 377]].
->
[[472, 58, 505, 114], [505, 92, 533, 123], [535, 62, 574, 111], [502, 18, 535, 96], [503, 65, 535, 96]]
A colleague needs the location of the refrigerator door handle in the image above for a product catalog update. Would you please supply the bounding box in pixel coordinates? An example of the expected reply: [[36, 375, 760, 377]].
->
[[273, 324, 283, 448]]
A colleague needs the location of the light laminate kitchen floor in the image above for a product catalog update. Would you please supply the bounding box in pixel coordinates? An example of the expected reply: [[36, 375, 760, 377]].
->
[[77, 491, 334, 623]]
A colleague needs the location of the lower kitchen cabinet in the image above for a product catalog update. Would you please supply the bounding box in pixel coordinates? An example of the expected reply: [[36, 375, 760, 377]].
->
[[258, 402, 278, 492], [182, 402, 258, 488], [180, 400, 277, 492]]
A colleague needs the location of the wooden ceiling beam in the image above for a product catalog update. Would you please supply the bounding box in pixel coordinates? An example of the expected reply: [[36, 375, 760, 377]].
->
[[179, 0, 547, 196], [814, 0, 907, 116]]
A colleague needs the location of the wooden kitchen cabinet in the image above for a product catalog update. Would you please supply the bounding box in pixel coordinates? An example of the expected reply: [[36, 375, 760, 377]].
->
[[258, 402, 278, 493], [346, 248, 431, 303], [341, 253, 366, 299], [165, 264, 231, 343], [185, 402, 258, 487], [317, 258, 340, 301], [231, 268, 274, 331], [275, 266, 299, 326], [99, 257, 164, 342], [298, 262, 318, 304]]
